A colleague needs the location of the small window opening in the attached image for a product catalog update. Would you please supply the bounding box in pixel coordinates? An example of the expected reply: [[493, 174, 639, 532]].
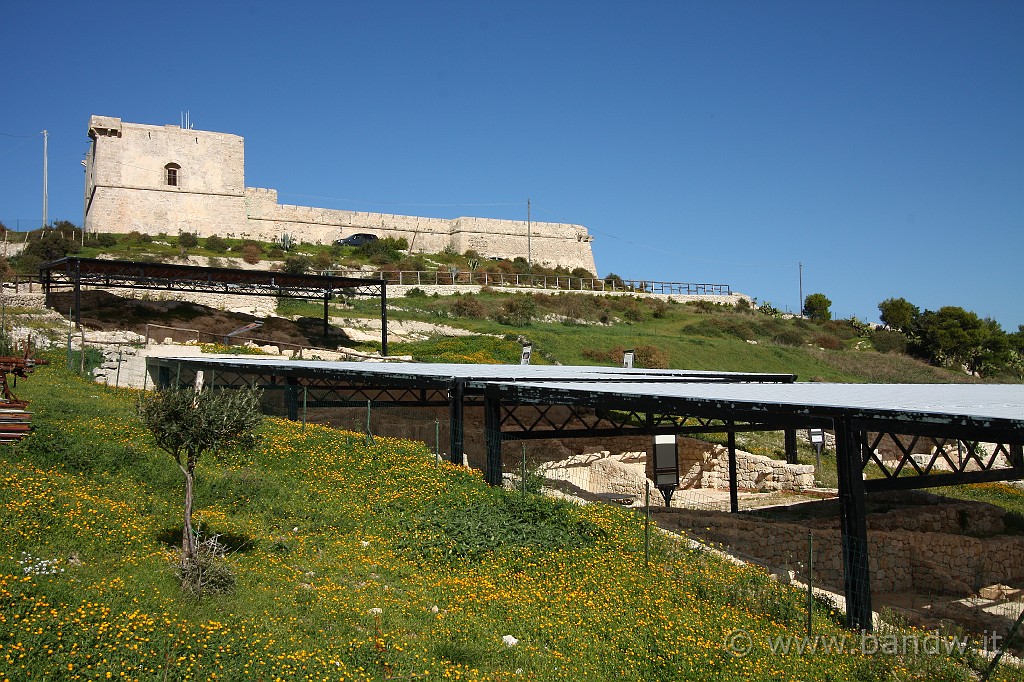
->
[[165, 162, 181, 187]]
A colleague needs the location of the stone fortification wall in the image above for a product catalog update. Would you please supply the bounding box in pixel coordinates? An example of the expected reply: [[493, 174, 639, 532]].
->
[[84, 116, 247, 237], [83, 116, 598, 274], [244, 188, 597, 272]]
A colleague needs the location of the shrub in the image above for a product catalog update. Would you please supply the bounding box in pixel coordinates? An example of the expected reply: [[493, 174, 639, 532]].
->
[[313, 251, 333, 271], [570, 267, 595, 280], [635, 344, 669, 369], [356, 237, 406, 264], [241, 244, 262, 265], [204, 235, 228, 253], [773, 328, 806, 346], [178, 232, 199, 249], [812, 333, 843, 350], [94, 232, 118, 248], [405, 287, 427, 298], [125, 230, 152, 244], [450, 295, 486, 318], [871, 329, 909, 354], [175, 534, 236, 598], [496, 295, 536, 327], [283, 255, 312, 274], [623, 304, 645, 322]]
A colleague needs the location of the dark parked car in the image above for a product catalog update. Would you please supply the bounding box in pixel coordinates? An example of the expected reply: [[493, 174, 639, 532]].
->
[[335, 233, 379, 247]]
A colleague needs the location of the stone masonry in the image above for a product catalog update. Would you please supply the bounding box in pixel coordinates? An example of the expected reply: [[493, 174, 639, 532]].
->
[[83, 116, 596, 273]]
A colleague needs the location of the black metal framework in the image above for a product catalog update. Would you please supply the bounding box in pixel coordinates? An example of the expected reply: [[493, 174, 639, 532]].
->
[[144, 356, 1024, 633], [39, 257, 389, 355]]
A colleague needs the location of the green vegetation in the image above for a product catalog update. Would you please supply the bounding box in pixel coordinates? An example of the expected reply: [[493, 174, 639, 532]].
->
[[1, 357, 1012, 680]]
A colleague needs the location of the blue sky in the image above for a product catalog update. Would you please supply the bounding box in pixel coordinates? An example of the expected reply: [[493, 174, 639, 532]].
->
[[3, 1, 1022, 328]]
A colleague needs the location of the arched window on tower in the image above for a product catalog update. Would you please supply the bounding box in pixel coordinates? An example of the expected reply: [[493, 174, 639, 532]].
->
[[165, 162, 181, 187]]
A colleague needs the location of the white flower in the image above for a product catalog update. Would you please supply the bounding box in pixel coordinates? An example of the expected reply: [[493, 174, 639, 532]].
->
[[502, 635, 519, 647], [430, 605, 439, 614], [360, 540, 370, 548], [368, 608, 382, 615], [292, 526, 299, 532]]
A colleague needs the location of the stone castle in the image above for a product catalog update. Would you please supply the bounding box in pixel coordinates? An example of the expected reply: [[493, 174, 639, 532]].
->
[[83, 116, 596, 272]]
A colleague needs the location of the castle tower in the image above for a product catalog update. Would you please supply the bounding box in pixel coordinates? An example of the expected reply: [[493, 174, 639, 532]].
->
[[83, 116, 248, 236], [82, 115, 597, 273]]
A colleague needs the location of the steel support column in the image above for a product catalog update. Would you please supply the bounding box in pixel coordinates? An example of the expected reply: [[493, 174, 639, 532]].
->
[[483, 386, 503, 486], [727, 422, 739, 513], [835, 417, 872, 631], [785, 428, 799, 464], [323, 292, 330, 337], [285, 376, 299, 421], [73, 259, 82, 330], [449, 381, 465, 464], [380, 281, 388, 357]]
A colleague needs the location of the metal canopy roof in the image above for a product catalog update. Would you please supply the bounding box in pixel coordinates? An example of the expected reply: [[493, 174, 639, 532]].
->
[[39, 257, 391, 353], [491, 381, 1024, 432], [39, 257, 385, 299], [153, 357, 796, 384]]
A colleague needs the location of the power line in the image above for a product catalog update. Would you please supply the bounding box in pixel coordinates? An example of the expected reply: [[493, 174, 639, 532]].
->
[[0, 131, 42, 138]]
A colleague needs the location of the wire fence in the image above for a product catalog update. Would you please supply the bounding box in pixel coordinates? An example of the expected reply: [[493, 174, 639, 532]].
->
[[329, 269, 733, 296]]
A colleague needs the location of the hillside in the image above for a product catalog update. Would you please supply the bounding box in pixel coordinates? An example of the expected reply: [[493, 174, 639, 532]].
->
[[4, 226, 1017, 384], [0, 357, 1010, 681]]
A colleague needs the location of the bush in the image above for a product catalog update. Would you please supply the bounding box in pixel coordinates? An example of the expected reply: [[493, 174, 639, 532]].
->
[[773, 328, 806, 346], [495, 295, 536, 327], [450, 295, 486, 318], [241, 244, 262, 265], [812, 333, 843, 350], [405, 287, 427, 298], [204, 235, 228, 253], [175, 535, 236, 597], [283, 255, 312, 274], [94, 232, 118, 248], [356, 237, 406, 264], [635, 345, 669, 369], [623, 304, 645, 322], [313, 251, 333, 271], [178, 232, 199, 249], [570, 267, 595, 280], [871, 329, 909, 354], [125, 230, 152, 244]]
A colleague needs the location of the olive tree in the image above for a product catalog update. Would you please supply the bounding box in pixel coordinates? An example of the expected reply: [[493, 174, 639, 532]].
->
[[138, 386, 262, 565]]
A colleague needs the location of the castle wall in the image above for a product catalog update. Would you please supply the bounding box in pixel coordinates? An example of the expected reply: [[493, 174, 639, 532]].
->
[[243, 189, 598, 272], [84, 116, 247, 236], [83, 116, 598, 274]]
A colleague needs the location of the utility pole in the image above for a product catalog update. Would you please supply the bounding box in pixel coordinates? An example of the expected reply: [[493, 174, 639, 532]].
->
[[527, 197, 532, 270], [42, 130, 48, 228], [798, 262, 804, 317]]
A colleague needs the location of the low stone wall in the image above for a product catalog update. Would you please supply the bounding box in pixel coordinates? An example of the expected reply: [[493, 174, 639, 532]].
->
[[674, 436, 816, 492], [654, 502, 1024, 595]]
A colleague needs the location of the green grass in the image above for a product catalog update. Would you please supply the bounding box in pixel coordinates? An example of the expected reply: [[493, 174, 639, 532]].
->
[[0, 355, 1012, 680], [374, 292, 981, 383]]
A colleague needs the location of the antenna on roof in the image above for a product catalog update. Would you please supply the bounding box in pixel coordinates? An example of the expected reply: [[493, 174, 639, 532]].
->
[[179, 111, 193, 130]]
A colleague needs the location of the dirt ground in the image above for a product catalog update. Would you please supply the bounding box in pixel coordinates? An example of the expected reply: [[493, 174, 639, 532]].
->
[[62, 290, 348, 349]]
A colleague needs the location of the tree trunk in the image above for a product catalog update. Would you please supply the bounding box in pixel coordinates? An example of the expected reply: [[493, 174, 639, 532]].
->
[[182, 467, 196, 561]]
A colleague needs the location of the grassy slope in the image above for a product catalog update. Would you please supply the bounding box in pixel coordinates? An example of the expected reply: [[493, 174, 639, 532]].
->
[[0, 358, 1006, 681]]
